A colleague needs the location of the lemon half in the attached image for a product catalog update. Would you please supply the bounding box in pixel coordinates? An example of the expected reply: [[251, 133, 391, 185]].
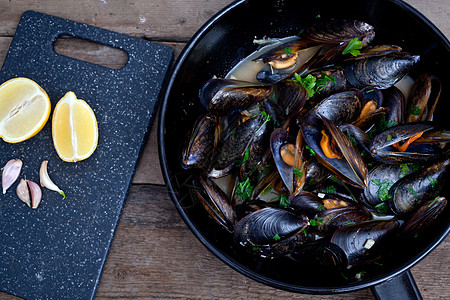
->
[[52, 91, 98, 162], [0, 77, 51, 143]]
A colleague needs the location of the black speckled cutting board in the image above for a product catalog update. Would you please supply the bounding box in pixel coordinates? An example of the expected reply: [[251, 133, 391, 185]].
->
[[0, 11, 172, 300]]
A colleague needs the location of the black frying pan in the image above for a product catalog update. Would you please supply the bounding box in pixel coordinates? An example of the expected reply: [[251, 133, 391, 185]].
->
[[159, 0, 450, 298]]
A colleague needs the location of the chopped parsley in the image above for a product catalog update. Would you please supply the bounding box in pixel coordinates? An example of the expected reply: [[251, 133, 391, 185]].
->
[[273, 234, 281, 241], [302, 229, 307, 236], [252, 247, 261, 251], [399, 163, 420, 178], [365, 89, 374, 93], [235, 177, 254, 202], [340, 272, 349, 280], [373, 261, 383, 267], [242, 148, 250, 164], [294, 72, 335, 98], [428, 176, 437, 189], [343, 220, 356, 226], [317, 204, 326, 211], [315, 14, 321, 19], [428, 196, 440, 207], [342, 38, 363, 56], [368, 116, 397, 139], [409, 105, 422, 116], [375, 202, 390, 214], [293, 167, 303, 178], [372, 179, 393, 202], [387, 134, 392, 141], [321, 185, 337, 195], [348, 135, 358, 146], [408, 187, 419, 199], [284, 47, 292, 55], [309, 217, 324, 227], [255, 111, 272, 134], [298, 29, 305, 36], [305, 145, 316, 156], [279, 195, 290, 208], [330, 175, 340, 183]]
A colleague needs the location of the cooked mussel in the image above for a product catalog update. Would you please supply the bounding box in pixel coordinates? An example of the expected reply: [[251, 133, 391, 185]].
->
[[370, 122, 447, 164], [406, 73, 442, 122], [330, 220, 400, 267], [291, 240, 348, 270], [344, 52, 420, 89], [388, 158, 450, 215], [233, 207, 310, 257], [182, 114, 219, 169], [199, 78, 273, 115]]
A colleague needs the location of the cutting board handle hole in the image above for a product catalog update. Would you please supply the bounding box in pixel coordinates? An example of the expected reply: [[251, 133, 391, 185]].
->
[[54, 35, 128, 69]]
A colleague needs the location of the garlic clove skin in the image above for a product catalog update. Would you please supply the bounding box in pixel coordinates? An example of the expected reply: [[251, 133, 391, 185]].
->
[[27, 180, 42, 209], [2, 159, 23, 194], [39, 160, 65, 199], [16, 179, 31, 207]]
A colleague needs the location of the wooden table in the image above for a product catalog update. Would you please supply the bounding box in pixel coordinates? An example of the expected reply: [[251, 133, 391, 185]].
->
[[0, 0, 449, 299]]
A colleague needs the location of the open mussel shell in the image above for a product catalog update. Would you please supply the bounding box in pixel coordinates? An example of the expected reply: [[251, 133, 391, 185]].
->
[[199, 78, 272, 115], [406, 73, 442, 122], [364, 163, 419, 207], [344, 52, 420, 89], [388, 158, 450, 215], [289, 191, 325, 218], [270, 128, 295, 194], [291, 240, 348, 270], [302, 115, 367, 189], [330, 220, 400, 267], [369, 122, 444, 164], [233, 207, 310, 257], [182, 114, 219, 169], [209, 114, 266, 178], [303, 19, 375, 46], [339, 124, 371, 153], [198, 176, 237, 232], [401, 197, 447, 238]]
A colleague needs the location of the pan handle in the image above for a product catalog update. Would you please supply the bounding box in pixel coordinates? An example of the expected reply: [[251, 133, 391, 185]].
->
[[371, 270, 423, 300]]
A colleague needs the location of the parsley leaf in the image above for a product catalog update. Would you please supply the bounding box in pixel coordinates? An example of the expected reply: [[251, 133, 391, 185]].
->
[[343, 220, 356, 226], [317, 204, 326, 211], [372, 179, 393, 202], [293, 167, 303, 178], [284, 47, 292, 55], [342, 38, 363, 56], [279, 195, 290, 208], [242, 148, 250, 164], [273, 234, 281, 241], [428, 196, 440, 207], [255, 111, 272, 134], [321, 185, 337, 194], [428, 176, 437, 189], [408, 186, 419, 199], [294, 73, 335, 98], [409, 105, 422, 116], [375, 202, 390, 214], [305, 145, 316, 156], [235, 177, 254, 203], [309, 217, 324, 227]]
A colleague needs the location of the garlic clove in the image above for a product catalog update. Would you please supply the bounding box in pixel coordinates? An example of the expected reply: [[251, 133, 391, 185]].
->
[[27, 180, 42, 209], [2, 159, 23, 194], [16, 179, 31, 207], [39, 160, 65, 199]]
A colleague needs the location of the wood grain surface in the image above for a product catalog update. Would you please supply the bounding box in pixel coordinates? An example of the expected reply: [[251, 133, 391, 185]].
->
[[0, 0, 449, 299]]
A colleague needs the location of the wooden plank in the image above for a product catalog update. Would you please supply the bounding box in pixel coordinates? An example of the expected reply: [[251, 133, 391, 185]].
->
[[0, 0, 233, 40], [96, 185, 449, 299]]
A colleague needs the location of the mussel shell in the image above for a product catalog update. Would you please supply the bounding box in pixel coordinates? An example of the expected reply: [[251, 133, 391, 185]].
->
[[275, 80, 308, 119], [198, 176, 237, 232], [317, 206, 372, 234], [305, 90, 362, 126], [401, 197, 447, 238], [200, 78, 272, 115], [344, 45, 402, 61], [209, 114, 266, 178], [369, 122, 443, 164], [303, 159, 330, 188], [308, 68, 350, 98], [289, 191, 325, 217], [339, 124, 371, 153], [182, 114, 218, 169], [382, 86, 405, 125], [388, 158, 450, 215], [330, 220, 400, 267], [303, 19, 375, 46], [406, 73, 432, 123], [364, 163, 418, 207], [291, 240, 348, 270], [270, 128, 295, 193], [233, 207, 309, 256], [344, 52, 420, 89]]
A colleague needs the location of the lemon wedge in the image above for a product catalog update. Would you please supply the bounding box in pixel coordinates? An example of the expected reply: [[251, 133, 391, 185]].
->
[[52, 91, 98, 162], [0, 77, 51, 143]]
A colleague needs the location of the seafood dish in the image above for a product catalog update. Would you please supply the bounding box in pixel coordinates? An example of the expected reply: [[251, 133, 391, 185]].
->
[[180, 18, 449, 281]]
